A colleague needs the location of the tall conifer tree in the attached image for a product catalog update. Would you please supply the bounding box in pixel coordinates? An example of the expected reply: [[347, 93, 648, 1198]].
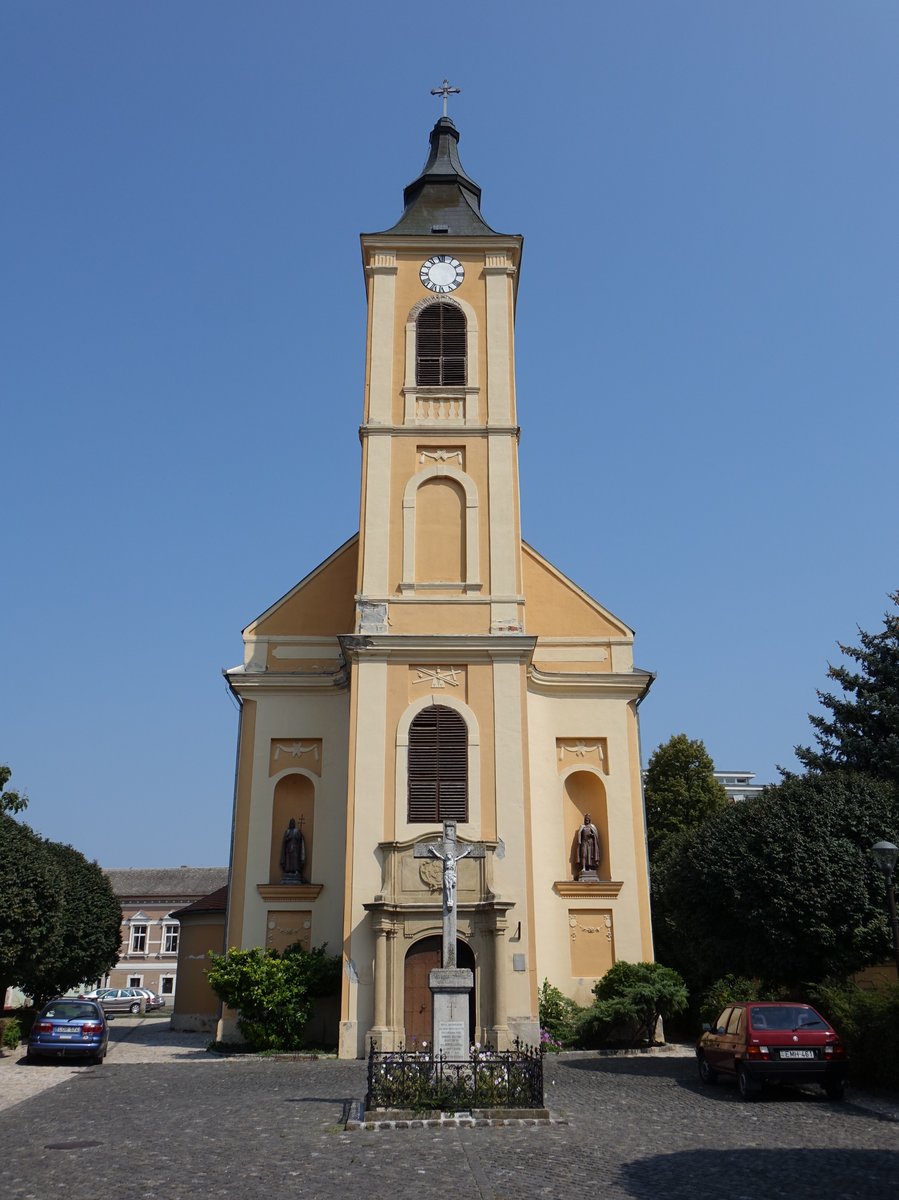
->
[[796, 590, 899, 785]]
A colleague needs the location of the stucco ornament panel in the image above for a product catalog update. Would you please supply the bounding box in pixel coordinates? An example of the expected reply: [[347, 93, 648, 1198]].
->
[[410, 665, 465, 695], [418, 858, 443, 892], [269, 739, 322, 776], [556, 738, 608, 774], [569, 912, 613, 941], [418, 447, 464, 468]]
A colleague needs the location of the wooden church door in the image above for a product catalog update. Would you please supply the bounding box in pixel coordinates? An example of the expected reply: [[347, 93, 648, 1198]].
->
[[403, 936, 476, 1048]]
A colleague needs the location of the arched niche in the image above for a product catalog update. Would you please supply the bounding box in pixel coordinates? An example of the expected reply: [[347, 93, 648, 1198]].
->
[[562, 769, 611, 880], [415, 476, 465, 582], [400, 465, 480, 592], [270, 773, 315, 883]]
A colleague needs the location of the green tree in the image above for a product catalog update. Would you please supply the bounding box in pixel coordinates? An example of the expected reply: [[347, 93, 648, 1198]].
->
[[0, 764, 121, 1007], [795, 590, 899, 784], [651, 771, 898, 990], [21, 842, 121, 1006], [643, 733, 728, 855], [0, 813, 61, 1008], [206, 943, 341, 1050], [0, 764, 28, 814], [579, 961, 688, 1047]]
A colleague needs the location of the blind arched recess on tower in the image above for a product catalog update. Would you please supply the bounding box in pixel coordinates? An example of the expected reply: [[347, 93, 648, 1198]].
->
[[416, 303, 467, 387], [407, 705, 468, 822]]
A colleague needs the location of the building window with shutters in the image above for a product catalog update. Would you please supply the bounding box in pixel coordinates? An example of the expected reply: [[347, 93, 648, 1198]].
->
[[407, 704, 468, 822], [416, 302, 466, 386]]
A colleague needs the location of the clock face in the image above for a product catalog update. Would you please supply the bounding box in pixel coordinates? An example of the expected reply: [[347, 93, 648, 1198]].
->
[[420, 255, 464, 293]]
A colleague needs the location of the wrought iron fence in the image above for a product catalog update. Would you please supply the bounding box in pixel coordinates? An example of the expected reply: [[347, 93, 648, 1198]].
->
[[365, 1038, 544, 1111]]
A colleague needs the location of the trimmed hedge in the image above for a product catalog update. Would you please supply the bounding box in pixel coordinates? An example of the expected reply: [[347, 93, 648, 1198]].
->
[[811, 982, 899, 1088]]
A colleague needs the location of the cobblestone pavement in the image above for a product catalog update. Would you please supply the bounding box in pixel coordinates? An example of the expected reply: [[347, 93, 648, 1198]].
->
[[2, 1029, 899, 1200]]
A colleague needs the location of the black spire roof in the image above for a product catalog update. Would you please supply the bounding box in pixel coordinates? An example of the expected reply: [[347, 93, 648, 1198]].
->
[[378, 116, 500, 236]]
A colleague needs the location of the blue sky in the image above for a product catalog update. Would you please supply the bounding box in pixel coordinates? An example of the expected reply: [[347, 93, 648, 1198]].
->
[[4, 1, 897, 867]]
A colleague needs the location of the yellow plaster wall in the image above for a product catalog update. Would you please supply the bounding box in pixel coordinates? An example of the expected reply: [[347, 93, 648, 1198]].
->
[[526, 687, 650, 1007], [252, 540, 358, 637], [172, 916, 224, 1023], [522, 545, 631, 638], [388, 603, 490, 635]]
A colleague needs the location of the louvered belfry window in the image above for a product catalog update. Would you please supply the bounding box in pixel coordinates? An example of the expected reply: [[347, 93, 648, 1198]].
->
[[416, 303, 467, 386], [407, 705, 468, 823]]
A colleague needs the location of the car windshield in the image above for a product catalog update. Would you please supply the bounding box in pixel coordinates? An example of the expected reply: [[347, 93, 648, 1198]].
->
[[750, 1005, 826, 1031]]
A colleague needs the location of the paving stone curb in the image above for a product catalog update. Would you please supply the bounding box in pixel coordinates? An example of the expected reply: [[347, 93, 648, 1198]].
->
[[347, 1116, 569, 1130]]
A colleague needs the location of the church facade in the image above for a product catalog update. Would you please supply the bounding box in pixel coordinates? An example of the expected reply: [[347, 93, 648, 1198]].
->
[[220, 113, 655, 1058]]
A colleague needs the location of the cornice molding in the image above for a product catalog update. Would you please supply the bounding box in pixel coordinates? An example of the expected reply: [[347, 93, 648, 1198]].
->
[[226, 669, 349, 695], [339, 633, 537, 663], [361, 234, 522, 254], [359, 425, 520, 438], [553, 881, 624, 899], [256, 884, 324, 903], [527, 665, 654, 699]]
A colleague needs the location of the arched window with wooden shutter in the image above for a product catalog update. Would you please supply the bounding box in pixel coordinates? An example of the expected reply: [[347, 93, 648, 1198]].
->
[[416, 302, 467, 386], [407, 704, 468, 823]]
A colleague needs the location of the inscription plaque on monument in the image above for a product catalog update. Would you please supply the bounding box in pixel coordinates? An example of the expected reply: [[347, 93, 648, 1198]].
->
[[438, 1021, 465, 1060]]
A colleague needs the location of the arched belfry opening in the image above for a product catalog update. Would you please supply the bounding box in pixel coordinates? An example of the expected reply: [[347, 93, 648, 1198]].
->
[[416, 301, 467, 386]]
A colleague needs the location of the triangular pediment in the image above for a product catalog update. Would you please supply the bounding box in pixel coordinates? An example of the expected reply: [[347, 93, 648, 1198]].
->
[[246, 535, 359, 638], [522, 541, 633, 639]]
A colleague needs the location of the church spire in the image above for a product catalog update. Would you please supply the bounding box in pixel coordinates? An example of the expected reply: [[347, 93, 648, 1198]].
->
[[379, 116, 500, 237]]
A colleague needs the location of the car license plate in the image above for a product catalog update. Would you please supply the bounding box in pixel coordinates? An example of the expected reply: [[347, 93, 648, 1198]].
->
[[780, 1049, 814, 1059]]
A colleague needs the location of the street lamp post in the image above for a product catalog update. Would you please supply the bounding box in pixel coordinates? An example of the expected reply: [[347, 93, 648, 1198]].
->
[[871, 840, 899, 976]]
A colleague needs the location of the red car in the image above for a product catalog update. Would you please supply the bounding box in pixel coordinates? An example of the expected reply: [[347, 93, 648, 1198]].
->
[[696, 1001, 848, 1101]]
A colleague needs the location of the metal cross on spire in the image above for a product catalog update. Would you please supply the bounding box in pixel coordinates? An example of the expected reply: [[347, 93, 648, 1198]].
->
[[430, 78, 461, 117]]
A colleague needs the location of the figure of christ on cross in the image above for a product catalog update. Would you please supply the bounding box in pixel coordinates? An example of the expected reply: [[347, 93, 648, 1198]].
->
[[414, 821, 485, 968]]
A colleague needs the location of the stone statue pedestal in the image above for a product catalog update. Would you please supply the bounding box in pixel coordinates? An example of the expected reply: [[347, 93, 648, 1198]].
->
[[429, 967, 473, 1061], [577, 869, 599, 882]]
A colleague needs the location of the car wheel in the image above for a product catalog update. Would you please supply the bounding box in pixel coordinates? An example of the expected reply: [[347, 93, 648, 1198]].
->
[[824, 1080, 845, 1102], [697, 1054, 718, 1085], [92, 1053, 105, 1066], [129, 1002, 141, 1013], [737, 1066, 761, 1101]]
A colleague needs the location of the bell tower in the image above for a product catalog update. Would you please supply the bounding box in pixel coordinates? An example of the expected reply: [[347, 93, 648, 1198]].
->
[[355, 112, 524, 637], [340, 109, 537, 1057]]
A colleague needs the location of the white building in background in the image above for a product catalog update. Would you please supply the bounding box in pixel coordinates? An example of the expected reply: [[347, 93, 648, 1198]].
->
[[714, 772, 764, 803]]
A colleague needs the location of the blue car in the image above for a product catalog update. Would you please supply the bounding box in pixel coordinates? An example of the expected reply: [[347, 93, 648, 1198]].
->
[[27, 998, 109, 1064]]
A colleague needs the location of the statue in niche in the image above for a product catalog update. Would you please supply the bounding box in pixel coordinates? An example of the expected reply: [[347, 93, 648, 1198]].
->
[[280, 817, 307, 884], [576, 814, 601, 881]]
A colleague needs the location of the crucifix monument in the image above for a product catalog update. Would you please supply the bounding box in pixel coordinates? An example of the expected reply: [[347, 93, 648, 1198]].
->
[[414, 820, 486, 1059]]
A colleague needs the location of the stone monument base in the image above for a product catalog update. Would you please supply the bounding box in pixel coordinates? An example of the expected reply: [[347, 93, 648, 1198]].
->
[[429, 966, 473, 1061]]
